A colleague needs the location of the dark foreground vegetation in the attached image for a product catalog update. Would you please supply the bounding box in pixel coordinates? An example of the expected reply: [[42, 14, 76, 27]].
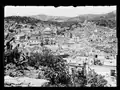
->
[[4, 45, 108, 87]]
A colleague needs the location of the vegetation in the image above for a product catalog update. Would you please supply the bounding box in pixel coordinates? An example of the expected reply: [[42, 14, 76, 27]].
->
[[4, 44, 108, 87], [28, 47, 72, 86], [87, 70, 108, 87], [4, 45, 72, 86], [4, 43, 108, 87], [91, 18, 116, 29]]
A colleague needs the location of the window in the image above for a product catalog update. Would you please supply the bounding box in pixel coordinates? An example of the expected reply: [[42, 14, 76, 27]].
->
[[111, 70, 115, 76]]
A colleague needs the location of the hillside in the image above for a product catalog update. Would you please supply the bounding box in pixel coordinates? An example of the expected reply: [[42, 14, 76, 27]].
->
[[30, 14, 70, 22], [87, 11, 116, 28], [5, 10, 116, 29], [28, 11, 116, 28]]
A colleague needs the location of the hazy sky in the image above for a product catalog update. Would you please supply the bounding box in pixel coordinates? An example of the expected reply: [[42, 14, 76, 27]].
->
[[5, 6, 116, 17]]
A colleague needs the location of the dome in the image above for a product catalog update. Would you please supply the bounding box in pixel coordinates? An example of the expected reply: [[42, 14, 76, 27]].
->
[[42, 27, 52, 35], [43, 27, 51, 32]]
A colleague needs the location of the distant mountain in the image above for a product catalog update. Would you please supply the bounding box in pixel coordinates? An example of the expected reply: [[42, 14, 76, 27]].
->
[[30, 14, 50, 21], [4, 10, 116, 28], [31, 14, 86, 22], [104, 11, 116, 19], [87, 11, 116, 28], [30, 14, 70, 22], [5, 10, 116, 23], [30, 10, 116, 23], [67, 10, 116, 22]]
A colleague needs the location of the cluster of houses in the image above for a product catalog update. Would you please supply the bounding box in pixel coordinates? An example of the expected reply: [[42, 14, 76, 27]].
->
[[14, 27, 56, 46], [63, 47, 116, 86]]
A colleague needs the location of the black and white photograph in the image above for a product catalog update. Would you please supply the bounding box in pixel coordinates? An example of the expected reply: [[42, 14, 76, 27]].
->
[[4, 6, 117, 87]]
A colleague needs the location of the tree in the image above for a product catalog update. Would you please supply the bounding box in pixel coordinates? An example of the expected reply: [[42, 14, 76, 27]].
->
[[69, 65, 108, 87], [28, 47, 72, 86], [70, 67, 87, 87], [4, 42, 28, 77], [86, 69, 108, 87]]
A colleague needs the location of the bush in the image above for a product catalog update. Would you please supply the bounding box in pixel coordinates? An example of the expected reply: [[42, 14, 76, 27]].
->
[[28, 47, 72, 86], [4, 45, 21, 65], [70, 68, 87, 87], [69, 67, 108, 87], [5, 63, 24, 77], [4, 45, 29, 77], [87, 70, 108, 87], [92, 18, 116, 29]]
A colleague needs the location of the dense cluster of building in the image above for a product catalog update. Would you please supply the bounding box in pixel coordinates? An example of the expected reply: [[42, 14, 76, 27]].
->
[[4, 20, 117, 87]]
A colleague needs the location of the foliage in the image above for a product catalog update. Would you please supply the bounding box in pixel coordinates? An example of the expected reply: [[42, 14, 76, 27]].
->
[[4, 63, 24, 77], [87, 69, 108, 87], [41, 83, 68, 87], [28, 47, 72, 86], [4, 45, 108, 87], [91, 18, 116, 29], [67, 67, 107, 87], [4, 43, 28, 77], [70, 68, 87, 87], [4, 46, 19, 65]]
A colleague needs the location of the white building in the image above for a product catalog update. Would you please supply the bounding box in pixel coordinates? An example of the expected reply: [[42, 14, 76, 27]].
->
[[89, 65, 116, 76], [104, 59, 116, 66]]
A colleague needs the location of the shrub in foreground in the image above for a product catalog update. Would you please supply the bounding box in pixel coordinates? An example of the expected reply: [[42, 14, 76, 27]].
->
[[28, 48, 72, 86]]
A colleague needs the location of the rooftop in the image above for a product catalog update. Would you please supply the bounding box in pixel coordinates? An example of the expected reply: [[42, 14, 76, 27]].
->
[[43, 27, 51, 32]]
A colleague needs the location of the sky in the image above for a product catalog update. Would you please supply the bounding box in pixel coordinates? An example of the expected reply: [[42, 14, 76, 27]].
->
[[4, 6, 116, 17]]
